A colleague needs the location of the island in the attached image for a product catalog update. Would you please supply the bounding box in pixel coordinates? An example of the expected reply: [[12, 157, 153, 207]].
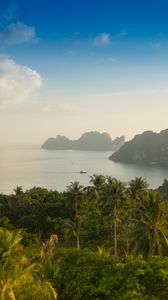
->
[[42, 131, 125, 151], [109, 128, 168, 167]]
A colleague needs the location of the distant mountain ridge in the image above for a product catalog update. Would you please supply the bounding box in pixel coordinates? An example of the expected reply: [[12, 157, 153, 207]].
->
[[42, 131, 125, 151], [109, 129, 168, 166]]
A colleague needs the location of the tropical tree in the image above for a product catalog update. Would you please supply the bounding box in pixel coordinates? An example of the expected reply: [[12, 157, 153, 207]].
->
[[89, 174, 106, 200], [129, 177, 149, 199], [105, 177, 126, 256], [13, 186, 24, 196], [130, 191, 168, 259], [157, 178, 168, 200], [0, 227, 57, 300], [66, 181, 84, 249]]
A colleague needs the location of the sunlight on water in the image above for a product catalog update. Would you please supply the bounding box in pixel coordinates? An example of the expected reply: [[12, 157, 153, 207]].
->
[[0, 145, 168, 194]]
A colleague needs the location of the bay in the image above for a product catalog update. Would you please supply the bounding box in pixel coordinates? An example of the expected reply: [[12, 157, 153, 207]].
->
[[1, 145, 168, 194]]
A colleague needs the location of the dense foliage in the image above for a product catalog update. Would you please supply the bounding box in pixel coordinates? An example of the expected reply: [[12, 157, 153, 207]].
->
[[110, 128, 168, 166], [1, 175, 168, 299]]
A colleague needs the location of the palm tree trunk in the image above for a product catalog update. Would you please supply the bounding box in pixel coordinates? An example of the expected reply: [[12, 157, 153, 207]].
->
[[126, 238, 129, 257], [114, 203, 117, 256], [75, 194, 80, 249], [77, 231, 80, 249]]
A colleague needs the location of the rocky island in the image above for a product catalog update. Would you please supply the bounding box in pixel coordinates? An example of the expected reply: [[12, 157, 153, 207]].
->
[[42, 131, 125, 151], [109, 129, 168, 167]]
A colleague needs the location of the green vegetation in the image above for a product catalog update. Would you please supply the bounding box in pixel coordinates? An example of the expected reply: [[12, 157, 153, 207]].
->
[[1, 176, 168, 299], [0, 228, 57, 300], [110, 128, 168, 166]]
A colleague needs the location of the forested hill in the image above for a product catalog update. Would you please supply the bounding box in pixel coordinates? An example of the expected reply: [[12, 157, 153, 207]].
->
[[42, 131, 125, 151], [109, 129, 168, 166]]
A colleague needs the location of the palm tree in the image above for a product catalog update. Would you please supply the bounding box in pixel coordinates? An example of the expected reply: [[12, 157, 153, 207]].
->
[[90, 174, 106, 199], [0, 224, 22, 265], [13, 186, 23, 196], [105, 177, 125, 256], [0, 227, 57, 299], [130, 191, 168, 259], [66, 181, 84, 249], [129, 177, 148, 199]]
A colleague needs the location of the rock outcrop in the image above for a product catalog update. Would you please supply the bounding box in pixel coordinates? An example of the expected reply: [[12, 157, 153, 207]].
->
[[42, 131, 125, 151], [109, 129, 168, 167]]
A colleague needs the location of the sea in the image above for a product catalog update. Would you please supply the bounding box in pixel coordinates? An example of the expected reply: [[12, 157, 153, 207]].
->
[[1, 145, 168, 194]]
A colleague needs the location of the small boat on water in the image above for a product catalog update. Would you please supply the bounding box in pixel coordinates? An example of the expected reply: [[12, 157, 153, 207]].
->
[[80, 170, 87, 174]]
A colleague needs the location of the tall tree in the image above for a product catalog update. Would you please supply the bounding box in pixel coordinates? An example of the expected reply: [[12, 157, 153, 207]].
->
[[105, 177, 126, 256], [66, 181, 84, 249], [130, 191, 168, 259], [13, 186, 23, 196], [129, 177, 149, 199], [89, 174, 106, 200]]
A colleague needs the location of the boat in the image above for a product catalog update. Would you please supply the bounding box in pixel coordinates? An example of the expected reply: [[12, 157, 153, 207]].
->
[[80, 170, 87, 174]]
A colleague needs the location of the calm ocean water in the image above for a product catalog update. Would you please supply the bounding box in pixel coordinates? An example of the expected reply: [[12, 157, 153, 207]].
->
[[1, 145, 168, 194]]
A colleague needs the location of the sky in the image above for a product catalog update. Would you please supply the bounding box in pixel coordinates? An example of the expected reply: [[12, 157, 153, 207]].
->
[[0, 0, 168, 144]]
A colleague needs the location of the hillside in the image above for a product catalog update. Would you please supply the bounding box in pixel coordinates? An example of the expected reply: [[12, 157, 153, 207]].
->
[[42, 131, 125, 151], [109, 129, 168, 166]]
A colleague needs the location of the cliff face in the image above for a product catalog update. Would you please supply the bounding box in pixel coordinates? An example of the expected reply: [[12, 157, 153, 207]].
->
[[42, 136, 73, 150], [109, 129, 168, 166], [42, 131, 125, 151]]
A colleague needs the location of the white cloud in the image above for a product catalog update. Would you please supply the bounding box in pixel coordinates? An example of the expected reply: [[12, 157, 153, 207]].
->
[[41, 102, 80, 113], [57, 102, 80, 112], [0, 56, 42, 109], [93, 33, 111, 46], [42, 102, 80, 113], [0, 21, 36, 45]]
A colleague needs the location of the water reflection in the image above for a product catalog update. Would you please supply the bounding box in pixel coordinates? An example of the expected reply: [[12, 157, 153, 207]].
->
[[0, 145, 168, 194]]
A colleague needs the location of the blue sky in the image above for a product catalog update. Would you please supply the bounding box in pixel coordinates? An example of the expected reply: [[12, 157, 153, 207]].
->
[[1, 0, 167, 38], [0, 0, 168, 143]]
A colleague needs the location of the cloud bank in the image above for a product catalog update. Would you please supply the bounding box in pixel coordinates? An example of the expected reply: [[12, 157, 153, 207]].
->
[[0, 21, 36, 45], [0, 56, 42, 109], [93, 33, 111, 46]]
